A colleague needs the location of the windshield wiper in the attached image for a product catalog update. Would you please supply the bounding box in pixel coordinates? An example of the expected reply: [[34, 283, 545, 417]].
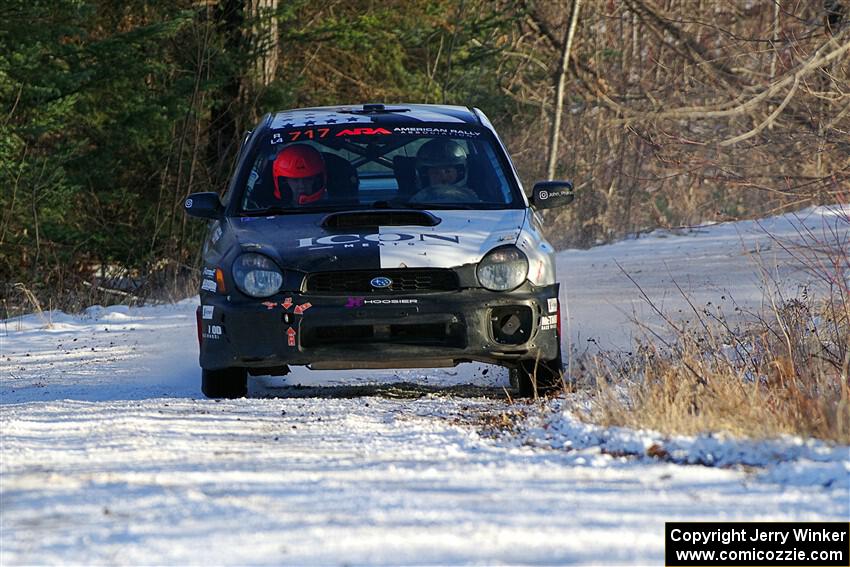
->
[[371, 200, 417, 209], [238, 205, 352, 216], [238, 207, 300, 217], [371, 200, 475, 210], [402, 203, 475, 210]]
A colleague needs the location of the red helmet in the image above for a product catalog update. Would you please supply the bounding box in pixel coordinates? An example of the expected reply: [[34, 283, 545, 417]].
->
[[272, 144, 327, 205]]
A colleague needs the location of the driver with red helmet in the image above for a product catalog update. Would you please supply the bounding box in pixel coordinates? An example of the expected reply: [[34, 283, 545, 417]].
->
[[272, 144, 327, 206]]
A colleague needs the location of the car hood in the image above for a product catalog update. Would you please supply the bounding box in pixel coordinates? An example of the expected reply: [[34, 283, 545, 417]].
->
[[228, 209, 527, 272]]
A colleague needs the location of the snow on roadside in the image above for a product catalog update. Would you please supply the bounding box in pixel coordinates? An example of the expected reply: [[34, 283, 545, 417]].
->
[[502, 398, 849, 492], [558, 204, 850, 350]]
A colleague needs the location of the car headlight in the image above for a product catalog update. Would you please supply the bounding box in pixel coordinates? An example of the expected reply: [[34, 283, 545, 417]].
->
[[232, 253, 283, 298], [477, 246, 528, 291]]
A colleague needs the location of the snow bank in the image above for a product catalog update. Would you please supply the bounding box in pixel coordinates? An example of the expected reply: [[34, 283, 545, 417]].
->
[[508, 399, 850, 491]]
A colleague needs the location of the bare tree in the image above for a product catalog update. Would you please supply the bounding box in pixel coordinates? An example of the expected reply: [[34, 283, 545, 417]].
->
[[546, 0, 581, 180]]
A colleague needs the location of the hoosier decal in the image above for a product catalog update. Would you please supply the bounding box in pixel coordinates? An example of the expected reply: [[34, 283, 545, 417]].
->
[[345, 297, 418, 308], [364, 299, 418, 305]]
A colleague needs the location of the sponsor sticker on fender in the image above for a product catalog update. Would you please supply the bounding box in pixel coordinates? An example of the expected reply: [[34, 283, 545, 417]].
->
[[210, 224, 223, 245], [202, 305, 214, 320], [548, 298, 558, 314], [294, 302, 312, 315], [201, 279, 217, 292], [540, 315, 557, 331], [203, 324, 222, 340]]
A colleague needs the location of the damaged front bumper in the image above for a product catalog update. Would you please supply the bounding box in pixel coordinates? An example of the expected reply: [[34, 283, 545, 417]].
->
[[196, 284, 560, 371]]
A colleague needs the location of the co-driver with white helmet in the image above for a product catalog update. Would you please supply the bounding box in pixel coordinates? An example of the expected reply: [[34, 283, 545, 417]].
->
[[409, 139, 479, 203]]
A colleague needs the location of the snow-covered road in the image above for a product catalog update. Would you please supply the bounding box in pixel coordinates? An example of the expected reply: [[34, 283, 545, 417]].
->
[[2, 207, 848, 565]]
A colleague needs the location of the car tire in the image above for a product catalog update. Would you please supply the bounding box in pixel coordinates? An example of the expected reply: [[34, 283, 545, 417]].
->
[[509, 352, 564, 398], [201, 368, 248, 399]]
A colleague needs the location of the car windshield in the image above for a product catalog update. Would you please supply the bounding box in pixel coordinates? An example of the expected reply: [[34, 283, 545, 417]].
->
[[237, 123, 523, 214]]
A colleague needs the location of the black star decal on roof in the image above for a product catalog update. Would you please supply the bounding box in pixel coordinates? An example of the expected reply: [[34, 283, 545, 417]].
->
[[305, 120, 315, 126], [347, 117, 358, 122], [326, 118, 337, 123], [283, 122, 294, 128]]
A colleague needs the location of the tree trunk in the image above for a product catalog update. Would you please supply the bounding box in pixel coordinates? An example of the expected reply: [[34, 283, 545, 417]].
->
[[208, 0, 279, 189], [250, 0, 279, 89], [546, 0, 582, 180]]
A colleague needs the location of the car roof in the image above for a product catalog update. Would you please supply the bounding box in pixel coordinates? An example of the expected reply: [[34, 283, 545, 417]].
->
[[266, 103, 484, 130]]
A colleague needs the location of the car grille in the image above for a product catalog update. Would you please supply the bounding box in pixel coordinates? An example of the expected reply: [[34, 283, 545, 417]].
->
[[304, 269, 459, 293], [301, 322, 465, 348], [301, 322, 467, 348]]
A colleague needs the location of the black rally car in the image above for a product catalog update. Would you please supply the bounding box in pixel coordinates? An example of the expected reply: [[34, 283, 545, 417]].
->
[[184, 103, 574, 398]]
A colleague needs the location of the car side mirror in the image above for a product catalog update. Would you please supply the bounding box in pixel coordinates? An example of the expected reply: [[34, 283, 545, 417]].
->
[[184, 192, 223, 220], [531, 181, 574, 209]]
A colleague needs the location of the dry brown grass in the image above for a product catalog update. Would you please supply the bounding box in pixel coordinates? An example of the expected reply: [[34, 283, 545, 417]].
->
[[591, 314, 849, 442], [588, 211, 850, 443], [2, 265, 200, 319]]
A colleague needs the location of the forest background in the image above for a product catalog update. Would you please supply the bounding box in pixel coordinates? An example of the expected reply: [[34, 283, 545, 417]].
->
[[1, 0, 847, 313]]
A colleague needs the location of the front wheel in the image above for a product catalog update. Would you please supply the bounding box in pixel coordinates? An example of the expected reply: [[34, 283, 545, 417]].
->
[[201, 368, 248, 399], [509, 353, 564, 398]]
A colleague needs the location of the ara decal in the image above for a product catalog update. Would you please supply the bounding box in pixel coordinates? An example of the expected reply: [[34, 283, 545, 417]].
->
[[335, 127, 391, 137]]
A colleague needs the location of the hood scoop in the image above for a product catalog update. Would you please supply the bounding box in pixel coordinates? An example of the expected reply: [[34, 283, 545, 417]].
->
[[321, 210, 441, 229]]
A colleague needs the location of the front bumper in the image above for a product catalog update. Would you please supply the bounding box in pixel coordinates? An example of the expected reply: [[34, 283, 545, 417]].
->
[[197, 284, 560, 371]]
